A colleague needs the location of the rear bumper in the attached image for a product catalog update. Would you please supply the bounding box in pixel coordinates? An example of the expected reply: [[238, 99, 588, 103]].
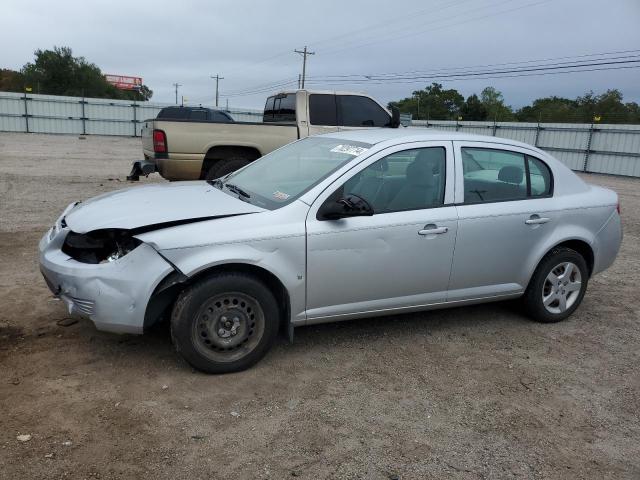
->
[[592, 210, 622, 275], [39, 230, 174, 334], [155, 155, 204, 181], [127, 159, 158, 181]]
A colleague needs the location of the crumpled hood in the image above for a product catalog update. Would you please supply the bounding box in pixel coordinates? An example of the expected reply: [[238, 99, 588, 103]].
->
[[64, 181, 265, 233]]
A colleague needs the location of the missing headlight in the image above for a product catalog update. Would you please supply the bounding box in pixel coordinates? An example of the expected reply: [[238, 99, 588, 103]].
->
[[62, 229, 142, 264]]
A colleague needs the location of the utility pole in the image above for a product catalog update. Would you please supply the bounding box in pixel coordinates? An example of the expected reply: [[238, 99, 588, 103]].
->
[[294, 46, 315, 89], [211, 74, 224, 107], [172, 83, 181, 105]]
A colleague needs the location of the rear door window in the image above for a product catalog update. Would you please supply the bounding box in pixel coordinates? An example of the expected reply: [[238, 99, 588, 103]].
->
[[337, 95, 390, 127], [462, 148, 527, 203], [309, 94, 337, 126]]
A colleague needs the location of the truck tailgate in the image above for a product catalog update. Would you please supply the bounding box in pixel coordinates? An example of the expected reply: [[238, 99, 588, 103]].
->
[[141, 120, 154, 155]]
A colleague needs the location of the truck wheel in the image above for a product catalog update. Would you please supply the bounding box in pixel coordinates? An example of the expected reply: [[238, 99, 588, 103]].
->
[[170, 272, 279, 374], [205, 158, 251, 180]]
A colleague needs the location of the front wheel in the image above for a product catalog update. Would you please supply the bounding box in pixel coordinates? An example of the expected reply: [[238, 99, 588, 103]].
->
[[522, 247, 588, 323], [170, 273, 279, 373]]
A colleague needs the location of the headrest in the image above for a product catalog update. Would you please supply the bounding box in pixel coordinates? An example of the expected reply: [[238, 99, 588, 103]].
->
[[406, 159, 435, 186], [498, 165, 523, 184]]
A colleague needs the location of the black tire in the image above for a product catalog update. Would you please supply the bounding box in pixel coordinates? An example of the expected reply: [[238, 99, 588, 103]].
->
[[522, 247, 589, 323], [204, 157, 251, 180], [170, 273, 279, 374]]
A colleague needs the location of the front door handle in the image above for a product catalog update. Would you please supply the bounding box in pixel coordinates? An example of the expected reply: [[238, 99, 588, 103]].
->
[[525, 215, 550, 225], [418, 224, 448, 235]]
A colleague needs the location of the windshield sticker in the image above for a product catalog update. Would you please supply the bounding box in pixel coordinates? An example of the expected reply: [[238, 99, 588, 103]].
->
[[273, 191, 290, 200], [330, 144, 369, 156]]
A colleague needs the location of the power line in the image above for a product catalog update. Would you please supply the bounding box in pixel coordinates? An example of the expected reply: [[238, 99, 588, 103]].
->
[[200, 0, 555, 102], [217, 0, 475, 80], [304, 64, 640, 87], [306, 49, 640, 80], [220, 77, 299, 97], [209, 50, 640, 100], [307, 56, 640, 84], [318, 0, 552, 57]]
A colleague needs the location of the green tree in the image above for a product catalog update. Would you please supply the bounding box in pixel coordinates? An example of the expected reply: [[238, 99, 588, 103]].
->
[[460, 94, 487, 120], [516, 96, 578, 122], [576, 89, 630, 123], [389, 83, 464, 120], [9, 46, 152, 100], [0, 69, 24, 92], [480, 86, 514, 121]]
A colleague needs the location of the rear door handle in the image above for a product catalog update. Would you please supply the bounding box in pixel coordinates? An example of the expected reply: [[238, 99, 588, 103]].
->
[[525, 215, 550, 225], [418, 225, 448, 235]]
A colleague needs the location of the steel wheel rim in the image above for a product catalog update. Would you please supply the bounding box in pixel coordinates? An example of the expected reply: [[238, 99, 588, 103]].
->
[[542, 262, 582, 314], [191, 292, 265, 363]]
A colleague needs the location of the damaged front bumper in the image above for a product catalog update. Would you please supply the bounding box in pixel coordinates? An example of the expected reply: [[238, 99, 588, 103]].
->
[[39, 227, 174, 334]]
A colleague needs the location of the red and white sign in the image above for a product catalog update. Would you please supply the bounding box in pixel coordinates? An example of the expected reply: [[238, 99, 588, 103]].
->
[[105, 74, 143, 90]]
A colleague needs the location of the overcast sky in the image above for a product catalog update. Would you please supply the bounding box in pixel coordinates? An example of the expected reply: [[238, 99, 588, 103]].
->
[[2, 0, 639, 110]]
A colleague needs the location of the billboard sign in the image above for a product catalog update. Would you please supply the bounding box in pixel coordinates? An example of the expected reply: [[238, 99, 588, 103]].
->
[[105, 74, 143, 90]]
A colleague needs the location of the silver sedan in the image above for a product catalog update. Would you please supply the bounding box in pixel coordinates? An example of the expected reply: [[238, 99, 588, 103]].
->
[[39, 129, 622, 373]]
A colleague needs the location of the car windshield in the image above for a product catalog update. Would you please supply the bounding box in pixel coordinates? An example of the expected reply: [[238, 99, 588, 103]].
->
[[217, 137, 372, 209]]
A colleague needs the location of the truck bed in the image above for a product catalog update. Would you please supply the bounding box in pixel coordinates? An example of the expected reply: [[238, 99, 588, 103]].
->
[[141, 119, 299, 180]]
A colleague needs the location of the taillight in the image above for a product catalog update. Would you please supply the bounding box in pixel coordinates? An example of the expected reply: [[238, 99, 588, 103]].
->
[[153, 129, 167, 153]]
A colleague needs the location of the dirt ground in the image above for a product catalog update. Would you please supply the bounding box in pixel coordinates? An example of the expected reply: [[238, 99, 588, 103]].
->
[[1, 132, 639, 479]]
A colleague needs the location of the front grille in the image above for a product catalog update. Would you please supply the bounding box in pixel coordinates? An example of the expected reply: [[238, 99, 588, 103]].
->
[[71, 297, 95, 315]]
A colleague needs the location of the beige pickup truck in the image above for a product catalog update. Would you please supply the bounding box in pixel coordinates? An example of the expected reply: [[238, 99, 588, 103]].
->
[[130, 89, 399, 181]]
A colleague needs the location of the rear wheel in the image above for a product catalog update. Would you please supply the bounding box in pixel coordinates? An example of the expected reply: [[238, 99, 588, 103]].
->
[[522, 247, 588, 323], [170, 273, 279, 373], [204, 157, 251, 180]]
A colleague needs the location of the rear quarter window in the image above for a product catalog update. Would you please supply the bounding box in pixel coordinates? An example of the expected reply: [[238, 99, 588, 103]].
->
[[527, 155, 553, 196]]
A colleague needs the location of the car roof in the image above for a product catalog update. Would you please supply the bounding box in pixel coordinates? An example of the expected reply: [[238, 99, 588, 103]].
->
[[318, 127, 543, 153]]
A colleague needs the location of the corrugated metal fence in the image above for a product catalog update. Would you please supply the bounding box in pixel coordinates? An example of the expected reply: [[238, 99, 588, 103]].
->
[[413, 120, 640, 177], [0, 92, 263, 137], [1, 92, 639, 177]]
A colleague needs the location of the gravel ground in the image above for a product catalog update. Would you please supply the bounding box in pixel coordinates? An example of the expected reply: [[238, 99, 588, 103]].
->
[[1, 132, 639, 479]]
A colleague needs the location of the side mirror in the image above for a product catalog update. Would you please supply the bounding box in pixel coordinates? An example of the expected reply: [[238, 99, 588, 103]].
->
[[318, 194, 374, 220], [389, 106, 401, 129]]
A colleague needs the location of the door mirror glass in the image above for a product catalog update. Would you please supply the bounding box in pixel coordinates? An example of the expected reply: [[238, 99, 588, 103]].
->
[[318, 194, 374, 220]]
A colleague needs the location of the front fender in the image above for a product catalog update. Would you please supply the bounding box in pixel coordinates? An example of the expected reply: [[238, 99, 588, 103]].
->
[[158, 234, 307, 326]]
